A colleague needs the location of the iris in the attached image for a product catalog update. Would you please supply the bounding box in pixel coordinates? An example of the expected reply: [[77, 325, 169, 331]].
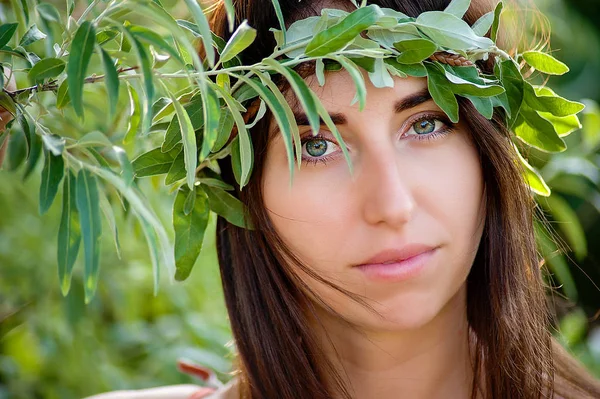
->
[[414, 118, 436, 135], [306, 138, 328, 157]]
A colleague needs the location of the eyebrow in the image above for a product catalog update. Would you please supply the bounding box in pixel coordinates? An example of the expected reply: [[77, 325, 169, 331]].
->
[[292, 88, 432, 126]]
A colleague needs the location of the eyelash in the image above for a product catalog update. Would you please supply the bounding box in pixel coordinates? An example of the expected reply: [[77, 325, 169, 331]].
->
[[299, 113, 455, 166]]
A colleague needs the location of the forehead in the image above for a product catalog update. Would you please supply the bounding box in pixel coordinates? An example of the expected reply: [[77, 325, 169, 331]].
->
[[280, 69, 430, 128]]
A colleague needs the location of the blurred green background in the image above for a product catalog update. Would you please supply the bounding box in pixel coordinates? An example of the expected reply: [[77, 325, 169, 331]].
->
[[1, 0, 599, 398]]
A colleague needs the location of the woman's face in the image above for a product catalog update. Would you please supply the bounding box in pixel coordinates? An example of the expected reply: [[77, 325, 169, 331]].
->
[[261, 70, 486, 332]]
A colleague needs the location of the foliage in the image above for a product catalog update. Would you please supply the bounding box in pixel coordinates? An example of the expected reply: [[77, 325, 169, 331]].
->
[[0, 0, 599, 397]]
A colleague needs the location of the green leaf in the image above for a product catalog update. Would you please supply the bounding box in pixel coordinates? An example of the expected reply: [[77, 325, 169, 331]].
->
[[37, 3, 61, 23], [539, 112, 581, 137], [182, 0, 215, 66], [213, 79, 257, 188], [171, 95, 197, 189], [20, 24, 46, 46], [212, 107, 235, 153], [57, 170, 81, 296], [514, 108, 566, 152], [471, 10, 494, 37], [27, 57, 65, 82], [425, 63, 459, 123], [223, 0, 235, 32], [394, 38, 437, 64], [126, 31, 154, 134], [39, 148, 64, 215], [0, 24, 19, 48], [165, 148, 185, 185], [522, 51, 569, 75], [490, 1, 503, 42], [203, 184, 249, 228], [132, 144, 182, 177], [523, 84, 585, 117], [161, 95, 204, 152], [444, 0, 471, 19], [257, 71, 301, 171], [386, 59, 427, 77], [200, 84, 220, 160], [98, 47, 120, 121], [271, 0, 286, 43], [124, 83, 141, 143], [331, 55, 368, 111], [128, 25, 184, 64], [75, 169, 102, 303], [99, 191, 121, 259], [306, 5, 381, 57], [415, 11, 493, 50], [219, 20, 257, 63], [262, 58, 321, 138], [444, 70, 505, 97], [173, 187, 210, 281], [515, 148, 550, 196], [23, 126, 42, 180], [311, 90, 353, 174], [113, 146, 134, 186], [497, 59, 523, 126], [368, 57, 394, 88], [463, 94, 493, 119], [56, 80, 71, 109], [67, 21, 96, 119]]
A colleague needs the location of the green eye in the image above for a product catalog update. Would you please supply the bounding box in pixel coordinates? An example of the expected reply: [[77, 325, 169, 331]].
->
[[305, 138, 329, 157], [413, 118, 436, 134]]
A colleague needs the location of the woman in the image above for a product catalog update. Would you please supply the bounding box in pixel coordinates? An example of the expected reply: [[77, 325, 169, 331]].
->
[[85, 0, 600, 398]]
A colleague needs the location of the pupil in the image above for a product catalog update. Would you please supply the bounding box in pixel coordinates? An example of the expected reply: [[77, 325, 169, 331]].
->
[[306, 139, 328, 157], [414, 119, 435, 134]]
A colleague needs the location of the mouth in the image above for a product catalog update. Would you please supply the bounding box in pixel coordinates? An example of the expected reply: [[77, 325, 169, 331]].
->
[[355, 244, 438, 282]]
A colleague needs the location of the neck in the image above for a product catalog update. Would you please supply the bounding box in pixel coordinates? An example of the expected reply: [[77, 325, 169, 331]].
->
[[314, 286, 474, 399]]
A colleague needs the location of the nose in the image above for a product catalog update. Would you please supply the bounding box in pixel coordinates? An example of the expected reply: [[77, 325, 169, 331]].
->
[[359, 146, 416, 229]]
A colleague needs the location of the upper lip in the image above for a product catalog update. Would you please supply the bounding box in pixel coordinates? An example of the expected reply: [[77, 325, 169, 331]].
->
[[356, 244, 437, 266]]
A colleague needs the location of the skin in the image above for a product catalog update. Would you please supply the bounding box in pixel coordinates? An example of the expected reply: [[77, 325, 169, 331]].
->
[[261, 70, 487, 398]]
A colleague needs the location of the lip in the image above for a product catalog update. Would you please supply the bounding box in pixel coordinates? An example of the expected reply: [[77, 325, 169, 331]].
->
[[355, 244, 438, 282]]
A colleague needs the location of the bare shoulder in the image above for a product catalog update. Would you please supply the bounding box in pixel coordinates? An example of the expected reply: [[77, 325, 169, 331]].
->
[[83, 384, 212, 399]]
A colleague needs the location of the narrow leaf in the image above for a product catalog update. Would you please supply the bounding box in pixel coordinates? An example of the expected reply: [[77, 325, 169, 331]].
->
[[444, 0, 471, 19], [20, 24, 46, 46], [220, 20, 257, 63], [203, 184, 249, 228], [522, 51, 569, 75], [200, 84, 220, 160], [132, 144, 182, 177], [182, 0, 215, 66], [57, 170, 81, 296], [98, 47, 120, 120], [306, 5, 381, 57], [394, 38, 437, 64], [67, 21, 96, 119], [490, 1, 503, 42], [0, 24, 19, 48], [171, 95, 197, 189], [75, 169, 102, 303], [471, 10, 494, 37], [28, 57, 65, 82], [425, 63, 459, 123], [39, 148, 65, 215], [173, 187, 210, 281]]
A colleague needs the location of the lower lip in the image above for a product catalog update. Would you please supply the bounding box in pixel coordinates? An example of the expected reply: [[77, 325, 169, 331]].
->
[[355, 248, 437, 282]]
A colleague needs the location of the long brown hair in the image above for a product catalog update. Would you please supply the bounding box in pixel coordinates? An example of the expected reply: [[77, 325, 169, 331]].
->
[[206, 0, 600, 397]]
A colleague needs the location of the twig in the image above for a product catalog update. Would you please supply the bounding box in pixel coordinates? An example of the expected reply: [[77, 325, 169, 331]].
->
[[3, 66, 140, 99]]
